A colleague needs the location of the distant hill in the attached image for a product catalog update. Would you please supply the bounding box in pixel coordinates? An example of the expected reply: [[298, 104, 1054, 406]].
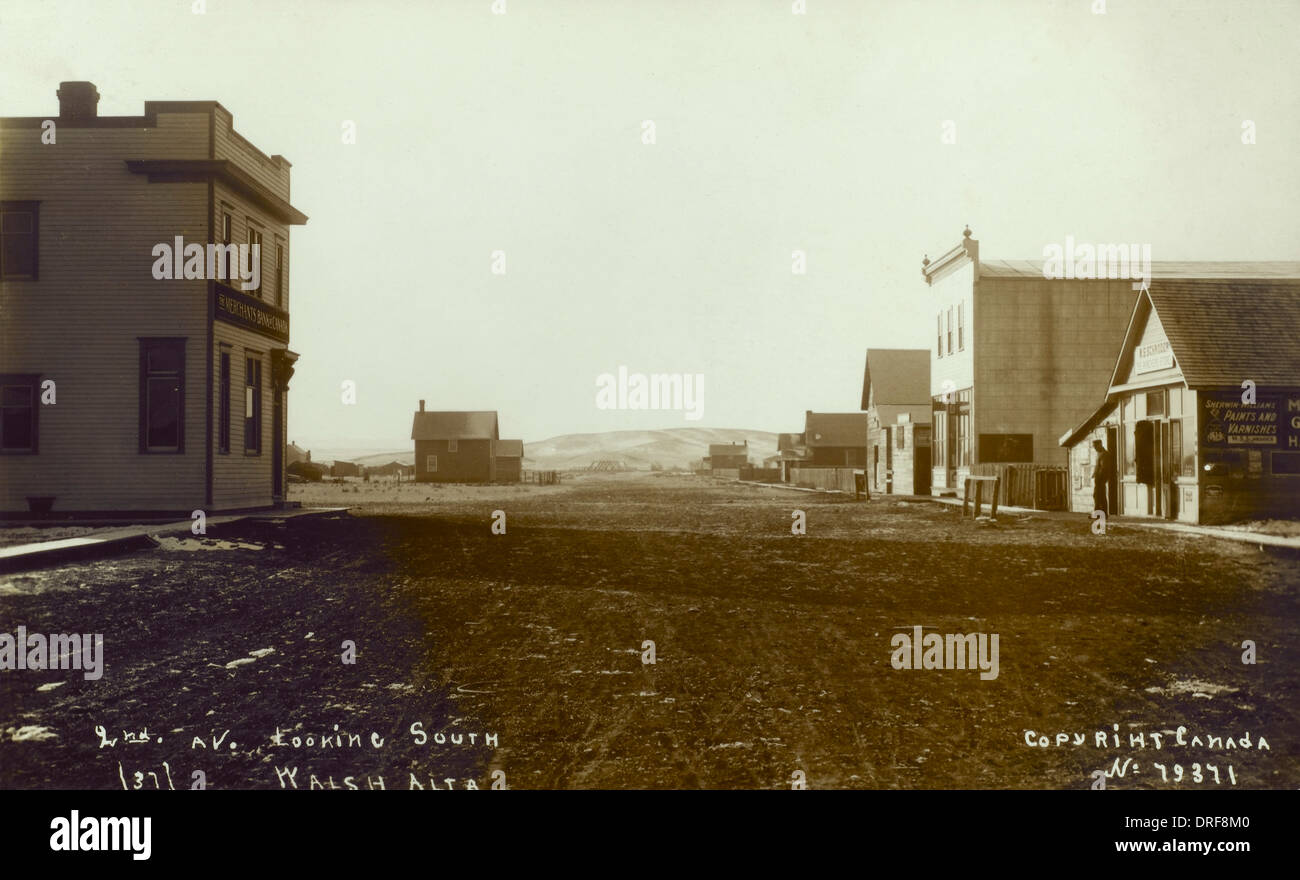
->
[[323, 428, 779, 471]]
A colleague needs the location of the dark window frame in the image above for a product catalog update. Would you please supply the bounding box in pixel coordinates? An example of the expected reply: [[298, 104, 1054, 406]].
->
[[0, 373, 41, 453], [138, 338, 186, 454], [1, 201, 40, 281], [246, 219, 264, 299], [244, 353, 263, 455], [274, 241, 284, 307], [218, 346, 231, 454]]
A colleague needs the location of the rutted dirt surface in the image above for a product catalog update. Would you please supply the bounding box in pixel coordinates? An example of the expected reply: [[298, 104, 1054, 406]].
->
[[1, 474, 1296, 789]]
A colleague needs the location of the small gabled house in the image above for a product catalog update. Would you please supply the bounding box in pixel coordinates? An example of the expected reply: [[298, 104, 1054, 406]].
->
[[861, 349, 932, 495], [707, 441, 749, 470], [772, 432, 810, 482], [803, 411, 868, 467], [1061, 280, 1300, 524], [496, 439, 524, 483], [411, 402, 500, 483]]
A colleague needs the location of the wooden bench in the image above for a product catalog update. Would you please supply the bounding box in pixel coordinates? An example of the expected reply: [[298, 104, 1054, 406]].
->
[[962, 475, 1000, 519]]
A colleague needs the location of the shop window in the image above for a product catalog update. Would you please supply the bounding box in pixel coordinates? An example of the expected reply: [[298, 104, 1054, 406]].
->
[[1146, 390, 1165, 417], [957, 409, 971, 467], [1272, 452, 1300, 475], [0, 375, 39, 452], [979, 434, 1033, 463], [1124, 421, 1136, 476], [1170, 419, 1181, 479], [1134, 421, 1154, 483], [140, 339, 185, 453], [246, 224, 264, 298], [933, 406, 947, 465]]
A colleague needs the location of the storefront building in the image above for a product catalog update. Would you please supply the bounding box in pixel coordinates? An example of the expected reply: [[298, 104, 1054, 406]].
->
[[1060, 281, 1300, 524]]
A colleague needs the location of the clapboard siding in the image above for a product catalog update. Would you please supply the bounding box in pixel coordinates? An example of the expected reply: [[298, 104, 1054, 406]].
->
[[213, 107, 291, 201], [1, 113, 212, 511], [213, 179, 289, 310]]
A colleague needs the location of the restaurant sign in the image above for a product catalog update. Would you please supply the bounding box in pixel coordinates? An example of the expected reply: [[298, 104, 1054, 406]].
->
[[1201, 392, 1300, 447], [213, 283, 289, 343], [1134, 339, 1174, 374]]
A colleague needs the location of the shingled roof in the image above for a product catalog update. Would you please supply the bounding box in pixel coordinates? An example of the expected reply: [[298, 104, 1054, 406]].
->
[[804, 412, 868, 447], [1141, 280, 1300, 387], [411, 410, 500, 441], [860, 349, 931, 410]]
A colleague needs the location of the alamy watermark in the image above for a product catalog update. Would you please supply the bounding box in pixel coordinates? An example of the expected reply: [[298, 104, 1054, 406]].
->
[[1042, 236, 1151, 290], [0, 627, 103, 680], [151, 236, 260, 291], [890, 625, 999, 680], [596, 366, 704, 421]]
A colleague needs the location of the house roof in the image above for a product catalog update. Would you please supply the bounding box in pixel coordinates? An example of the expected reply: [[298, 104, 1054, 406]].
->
[[411, 410, 500, 441], [861, 349, 931, 410], [777, 432, 805, 452], [708, 442, 748, 457], [804, 412, 868, 447], [1142, 280, 1300, 387], [875, 404, 933, 427], [496, 439, 524, 458], [979, 260, 1300, 279]]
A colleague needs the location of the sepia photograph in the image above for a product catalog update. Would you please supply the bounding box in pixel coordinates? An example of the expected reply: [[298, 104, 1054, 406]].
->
[[1, 0, 1296, 862]]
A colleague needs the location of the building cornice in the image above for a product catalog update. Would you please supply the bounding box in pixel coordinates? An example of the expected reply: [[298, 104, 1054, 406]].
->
[[125, 159, 308, 225]]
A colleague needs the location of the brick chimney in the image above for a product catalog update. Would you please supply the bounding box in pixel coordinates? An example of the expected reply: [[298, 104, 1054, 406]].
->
[[419, 399, 425, 412], [57, 81, 99, 120]]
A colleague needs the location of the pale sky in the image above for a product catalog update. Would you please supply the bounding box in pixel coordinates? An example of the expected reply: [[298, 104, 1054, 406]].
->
[[4, 0, 1298, 448]]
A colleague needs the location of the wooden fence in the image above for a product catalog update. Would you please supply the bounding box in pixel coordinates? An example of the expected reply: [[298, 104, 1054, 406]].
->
[[522, 470, 560, 485], [969, 464, 1068, 510], [789, 466, 859, 493], [738, 467, 783, 483]]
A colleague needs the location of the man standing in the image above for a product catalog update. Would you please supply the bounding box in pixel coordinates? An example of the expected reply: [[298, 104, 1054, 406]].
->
[[1092, 439, 1112, 515]]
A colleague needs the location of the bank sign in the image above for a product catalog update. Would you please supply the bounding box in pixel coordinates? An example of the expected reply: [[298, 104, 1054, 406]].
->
[[213, 283, 290, 344], [1202, 392, 1300, 448]]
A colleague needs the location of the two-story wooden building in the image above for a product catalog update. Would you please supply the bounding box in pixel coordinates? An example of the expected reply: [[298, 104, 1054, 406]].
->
[[0, 82, 307, 515], [921, 226, 1300, 502]]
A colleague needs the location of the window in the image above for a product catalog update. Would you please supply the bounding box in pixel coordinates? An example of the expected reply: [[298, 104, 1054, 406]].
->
[[897, 427, 905, 449], [1170, 419, 1182, 480], [1, 202, 39, 280], [946, 307, 953, 355], [274, 243, 284, 307], [426, 454, 437, 473], [0, 375, 39, 452], [246, 223, 263, 298], [140, 339, 185, 453], [937, 313, 943, 358], [448, 438, 458, 453], [978, 434, 1034, 463], [244, 354, 262, 454], [218, 348, 231, 454], [932, 404, 947, 466], [957, 407, 971, 467], [1146, 390, 1166, 417], [221, 211, 232, 244], [957, 302, 965, 350], [1272, 452, 1300, 475]]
